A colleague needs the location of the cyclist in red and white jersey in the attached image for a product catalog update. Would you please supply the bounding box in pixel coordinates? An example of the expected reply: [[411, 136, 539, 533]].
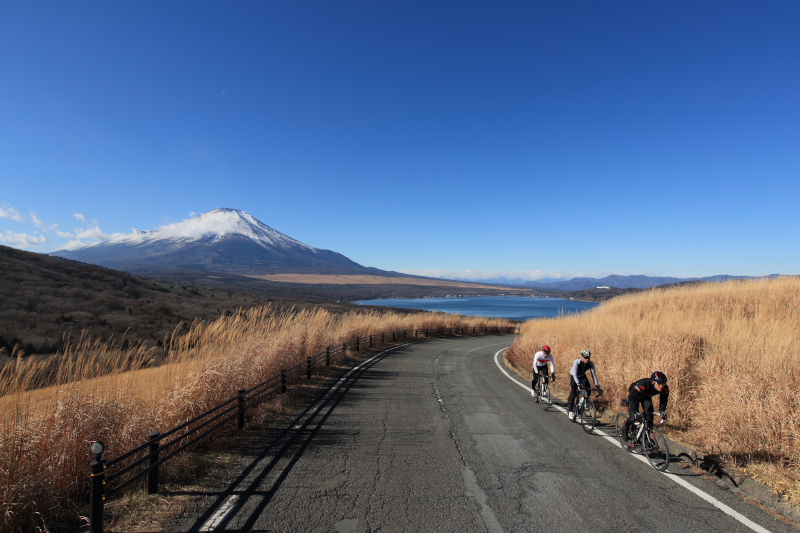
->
[[531, 345, 556, 397]]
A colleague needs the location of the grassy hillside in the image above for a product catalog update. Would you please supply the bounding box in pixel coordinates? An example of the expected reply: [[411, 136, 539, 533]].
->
[[0, 246, 505, 357], [507, 276, 800, 499]]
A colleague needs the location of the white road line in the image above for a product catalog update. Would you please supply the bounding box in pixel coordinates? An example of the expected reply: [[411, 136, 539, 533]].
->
[[199, 495, 239, 532], [493, 348, 773, 533]]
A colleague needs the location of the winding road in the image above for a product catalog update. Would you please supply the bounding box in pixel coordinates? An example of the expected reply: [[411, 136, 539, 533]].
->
[[171, 336, 793, 533]]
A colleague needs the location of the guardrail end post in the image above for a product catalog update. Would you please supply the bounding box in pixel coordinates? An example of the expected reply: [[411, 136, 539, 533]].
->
[[281, 369, 287, 393], [89, 442, 106, 533], [147, 432, 162, 494], [237, 390, 246, 429]]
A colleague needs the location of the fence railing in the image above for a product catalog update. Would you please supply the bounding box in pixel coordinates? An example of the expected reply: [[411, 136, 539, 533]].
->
[[87, 325, 518, 532]]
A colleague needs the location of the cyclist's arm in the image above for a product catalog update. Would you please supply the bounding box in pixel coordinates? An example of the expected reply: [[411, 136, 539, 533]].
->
[[658, 388, 670, 412], [570, 359, 581, 384], [589, 364, 600, 387]]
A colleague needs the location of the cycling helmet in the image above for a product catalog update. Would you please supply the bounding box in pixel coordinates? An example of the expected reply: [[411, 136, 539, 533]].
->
[[581, 350, 591, 358], [651, 371, 668, 384], [542, 345, 551, 354]]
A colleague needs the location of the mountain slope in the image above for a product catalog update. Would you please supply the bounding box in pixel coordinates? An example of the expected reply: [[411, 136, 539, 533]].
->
[[51, 208, 389, 276], [515, 273, 780, 291]]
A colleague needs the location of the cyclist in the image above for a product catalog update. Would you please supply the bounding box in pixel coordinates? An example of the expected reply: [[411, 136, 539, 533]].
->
[[621, 371, 670, 444], [531, 345, 556, 397], [567, 350, 602, 420]]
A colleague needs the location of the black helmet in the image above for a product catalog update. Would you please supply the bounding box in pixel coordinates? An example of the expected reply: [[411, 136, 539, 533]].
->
[[581, 350, 591, 358], [651, 371, 668, 384]]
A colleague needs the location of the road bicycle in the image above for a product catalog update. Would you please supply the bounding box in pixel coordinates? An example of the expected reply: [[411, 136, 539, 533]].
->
[[614, 400, 670, 471], [571, 387, 601, 433], [533, 375, 552, 411]]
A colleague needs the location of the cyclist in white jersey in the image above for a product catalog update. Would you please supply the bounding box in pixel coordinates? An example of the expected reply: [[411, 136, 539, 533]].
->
[[567, 350, 602, 420], [531, 345, 556, 397]]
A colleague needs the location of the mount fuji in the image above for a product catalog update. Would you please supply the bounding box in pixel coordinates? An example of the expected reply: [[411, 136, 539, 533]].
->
[[51, 208, 391, 277]]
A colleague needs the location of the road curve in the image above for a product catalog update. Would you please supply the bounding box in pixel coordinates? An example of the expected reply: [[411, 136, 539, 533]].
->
[[171, 336, 793, 533]]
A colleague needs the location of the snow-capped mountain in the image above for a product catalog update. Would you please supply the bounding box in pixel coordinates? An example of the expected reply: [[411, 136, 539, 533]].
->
[[51, 208, 380, 276]]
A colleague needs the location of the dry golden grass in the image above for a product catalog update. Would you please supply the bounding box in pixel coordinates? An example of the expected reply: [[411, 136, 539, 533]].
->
[[0, 306, 512, 533], [507, 276, 800, 497]]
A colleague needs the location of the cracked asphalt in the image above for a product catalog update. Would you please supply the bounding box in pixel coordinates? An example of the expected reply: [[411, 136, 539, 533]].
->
[[170, 336, 795, 533]]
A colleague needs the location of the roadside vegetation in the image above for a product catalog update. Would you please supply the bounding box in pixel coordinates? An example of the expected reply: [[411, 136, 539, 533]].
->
[[0, 305, 513, 533], [506, 276, 800, 500]]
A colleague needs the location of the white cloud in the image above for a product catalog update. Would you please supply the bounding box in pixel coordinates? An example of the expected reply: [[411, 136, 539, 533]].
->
[[59, 239, 91, 250], [0, 205, 123, 252], [73, 224, 123, 242], [0, 231, 48, 247], [189, 211, 196, 217], [0, 203, 25, 222], [30, 211, 44, 229]]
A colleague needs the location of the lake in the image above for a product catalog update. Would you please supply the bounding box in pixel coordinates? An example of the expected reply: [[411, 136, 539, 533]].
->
[[355, 296, 599, 321]]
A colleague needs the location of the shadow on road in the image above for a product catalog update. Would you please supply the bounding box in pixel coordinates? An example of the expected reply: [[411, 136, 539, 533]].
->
[[170, 345, 401, 533]]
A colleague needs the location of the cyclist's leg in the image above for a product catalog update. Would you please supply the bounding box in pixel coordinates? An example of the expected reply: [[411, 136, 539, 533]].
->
[[625, 397, 641, 428], [642, 398, 655, 426], [532, 365, 544, 392], [578, 376, 591, 395], [567, 379, 579, 411]]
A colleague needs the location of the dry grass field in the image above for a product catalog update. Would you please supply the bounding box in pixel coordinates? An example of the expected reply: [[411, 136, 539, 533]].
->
[[0, 306, 513, 533], [506, 276, 800, 500]]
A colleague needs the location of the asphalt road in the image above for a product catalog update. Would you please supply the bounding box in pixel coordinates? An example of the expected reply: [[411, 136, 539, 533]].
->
[[172, 336, 795, 533]]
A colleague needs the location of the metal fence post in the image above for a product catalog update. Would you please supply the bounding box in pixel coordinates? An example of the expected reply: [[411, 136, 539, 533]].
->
[[355, 336, 360, 351], [306, 357, 312, 379], [237, 391, 246, 429], [381, 331, 384, 344], [392, 330, 395, 342], [89, 444, 105, 533], [281, 369, 287, 393], [147, 432, 161, 494], [326, 345, 331, 366], [369, 334, 372, 348]]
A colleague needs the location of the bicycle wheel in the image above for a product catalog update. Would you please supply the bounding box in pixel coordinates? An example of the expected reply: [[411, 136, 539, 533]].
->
[[540, 382, 550, 411], [579, 398, 597, 433], [615, 413, 632, 451], [642, 426, 670, 471]]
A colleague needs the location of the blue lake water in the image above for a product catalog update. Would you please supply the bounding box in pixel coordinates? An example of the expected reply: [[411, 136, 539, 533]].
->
[[355, 296, 599, 321]]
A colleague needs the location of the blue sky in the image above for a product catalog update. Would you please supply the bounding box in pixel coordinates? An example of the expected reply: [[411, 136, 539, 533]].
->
[[1, 1, 798, 281]]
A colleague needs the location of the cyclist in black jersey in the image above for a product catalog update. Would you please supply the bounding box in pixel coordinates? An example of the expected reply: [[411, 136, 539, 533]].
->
[[622, 371, 670, 443]]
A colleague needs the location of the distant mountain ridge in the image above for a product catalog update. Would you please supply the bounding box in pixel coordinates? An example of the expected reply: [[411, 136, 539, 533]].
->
[[484, 274, 782, 291], [51, 208, 399, 277]]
